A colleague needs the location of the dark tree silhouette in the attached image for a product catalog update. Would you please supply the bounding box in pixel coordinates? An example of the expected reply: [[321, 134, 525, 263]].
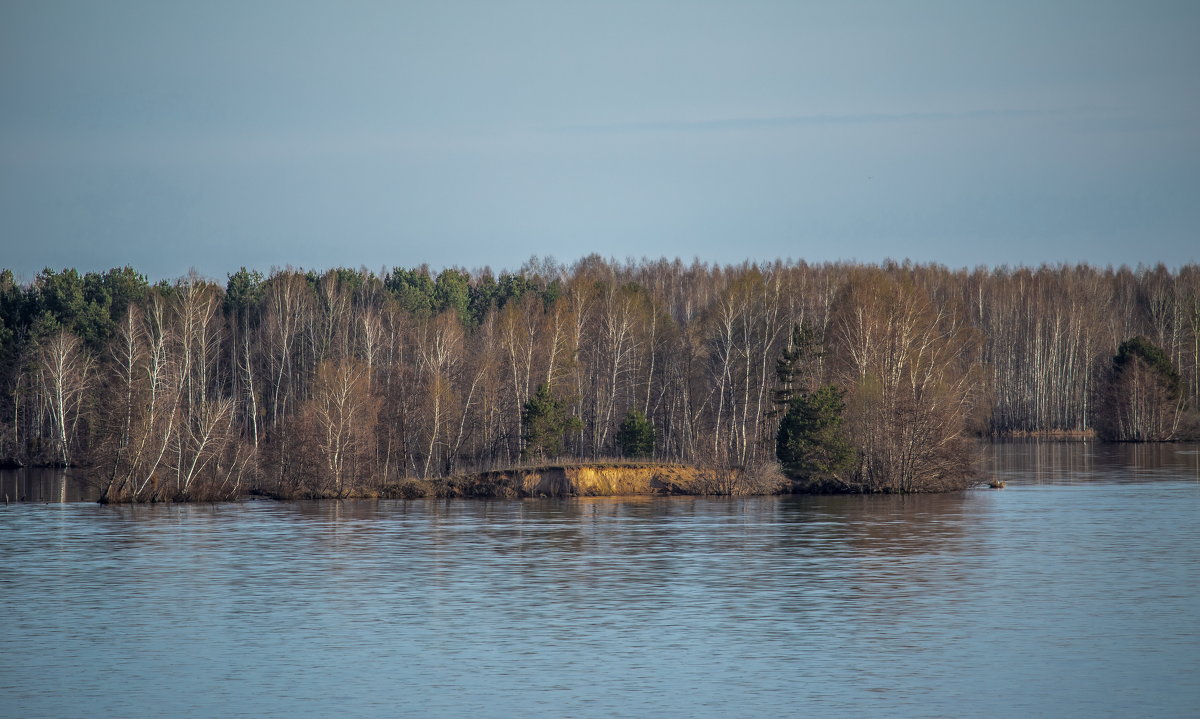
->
[[1094, 336, 1188, 441], [776, 385, 854, 490], [616, 409, 656, 458], [521, 383, 581, 461]]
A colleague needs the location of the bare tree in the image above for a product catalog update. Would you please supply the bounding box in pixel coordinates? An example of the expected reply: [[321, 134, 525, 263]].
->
[[829, 270, 984, 492], [302, 359, 379, 495], [33, 330, 94, 467]]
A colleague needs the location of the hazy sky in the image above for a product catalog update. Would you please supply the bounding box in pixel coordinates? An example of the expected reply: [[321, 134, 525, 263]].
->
[[2, 0, 1198, 281]]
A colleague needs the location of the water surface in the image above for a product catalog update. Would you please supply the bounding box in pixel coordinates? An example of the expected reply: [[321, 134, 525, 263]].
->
[[2, 444, 1198, 717]]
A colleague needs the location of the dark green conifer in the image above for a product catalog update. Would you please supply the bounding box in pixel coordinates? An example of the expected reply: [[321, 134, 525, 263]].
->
[[776, 385, 854, 489], [521, 384, 582, 461], [1095, 336, 1189, 441], [616, 409, 655, 458]]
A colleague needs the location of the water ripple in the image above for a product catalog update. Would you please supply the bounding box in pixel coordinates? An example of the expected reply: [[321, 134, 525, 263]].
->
[[2, 452, 1199, 717]]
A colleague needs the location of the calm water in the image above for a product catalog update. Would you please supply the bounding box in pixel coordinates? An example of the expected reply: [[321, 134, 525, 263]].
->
[[1, 444, 1198, 718]]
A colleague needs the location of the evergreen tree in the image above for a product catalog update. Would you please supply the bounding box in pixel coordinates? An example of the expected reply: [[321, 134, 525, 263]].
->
[[773, 323, 824, 408], [85, 266, 149, 330], [521, 384, 582, 462], [497, 273, 535, 307], [225, 267, 265, 314], [776, 385, 854, 489], [434, 268, 472, 324], [1095, 336, 1188, 441], [616, 409, 655, 458], [468, 272, 499, 325], [1113, 336, 1184, 398], [385, 266, 436, 316]]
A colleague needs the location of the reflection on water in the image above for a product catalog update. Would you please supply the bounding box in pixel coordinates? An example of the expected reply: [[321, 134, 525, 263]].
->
[[0, 467, 99, 503], [3, 442, 1198, 505], [1, 445, 1198, 718], [985, 440, 1200, 484]]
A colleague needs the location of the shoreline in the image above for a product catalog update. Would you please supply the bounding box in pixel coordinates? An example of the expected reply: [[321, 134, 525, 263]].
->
[[250, 462, 789, 502], [989, 430, 1097, 441]]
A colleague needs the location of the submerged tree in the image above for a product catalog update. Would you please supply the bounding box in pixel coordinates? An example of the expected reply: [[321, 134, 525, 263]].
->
[[616, 408, 655, 458], [1094, 336, 1188, 441]]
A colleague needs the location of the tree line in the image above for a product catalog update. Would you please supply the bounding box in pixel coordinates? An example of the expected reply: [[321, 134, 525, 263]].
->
[[0, 257, 1196, 500]]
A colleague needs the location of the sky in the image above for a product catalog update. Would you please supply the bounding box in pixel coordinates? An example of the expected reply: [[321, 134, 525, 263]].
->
[[2, 0, 1198, 282]]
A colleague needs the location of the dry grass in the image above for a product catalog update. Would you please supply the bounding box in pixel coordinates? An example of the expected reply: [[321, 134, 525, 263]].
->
[[994, 429, 1096, 440], [258, 461, 791, 500]]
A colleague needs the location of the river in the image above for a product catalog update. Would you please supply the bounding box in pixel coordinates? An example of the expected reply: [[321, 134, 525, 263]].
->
[[1, 443, 1198, 718]]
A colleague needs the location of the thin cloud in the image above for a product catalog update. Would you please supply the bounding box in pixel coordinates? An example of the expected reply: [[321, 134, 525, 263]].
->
[[553, 107, 1104, 135]]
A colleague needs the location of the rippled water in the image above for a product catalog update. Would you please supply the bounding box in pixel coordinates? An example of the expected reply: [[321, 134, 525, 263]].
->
[[2, 445, 1198, 718]]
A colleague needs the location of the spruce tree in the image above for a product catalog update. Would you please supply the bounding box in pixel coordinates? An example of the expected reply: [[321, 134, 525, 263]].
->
[[521, 384, 582, 462], [1095, 336, 1188, 441], [776, 385, 854, 489], [773, 323, 824, 409], [616, 409, 655, 458]]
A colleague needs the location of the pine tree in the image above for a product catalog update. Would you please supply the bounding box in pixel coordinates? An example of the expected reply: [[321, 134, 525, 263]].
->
[[616, 409, 655, 458], [773, 323, 824, 409], [776, 385, 854, 489], [521, 384, 582, 462], [1095, 336, 1188, 441]]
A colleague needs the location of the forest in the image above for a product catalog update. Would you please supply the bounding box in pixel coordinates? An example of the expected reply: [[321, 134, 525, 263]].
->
[[0, 257, 1197, 501]]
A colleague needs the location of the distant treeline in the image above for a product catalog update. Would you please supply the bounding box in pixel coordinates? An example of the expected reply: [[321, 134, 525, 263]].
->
[[0, 258, 1196, 500]]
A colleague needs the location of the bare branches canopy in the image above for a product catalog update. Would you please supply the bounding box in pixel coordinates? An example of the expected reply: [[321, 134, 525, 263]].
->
[[0, 259, 1197, 499]]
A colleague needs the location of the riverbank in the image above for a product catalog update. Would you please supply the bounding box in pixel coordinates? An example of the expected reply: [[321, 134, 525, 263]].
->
[[12, 440, 1200, 503], [257, 462, 789, 501], [990, 429, 1097, 440]]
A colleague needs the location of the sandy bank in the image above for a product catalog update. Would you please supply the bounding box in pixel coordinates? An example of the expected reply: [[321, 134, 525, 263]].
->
[[361, 462, 787, 499]]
